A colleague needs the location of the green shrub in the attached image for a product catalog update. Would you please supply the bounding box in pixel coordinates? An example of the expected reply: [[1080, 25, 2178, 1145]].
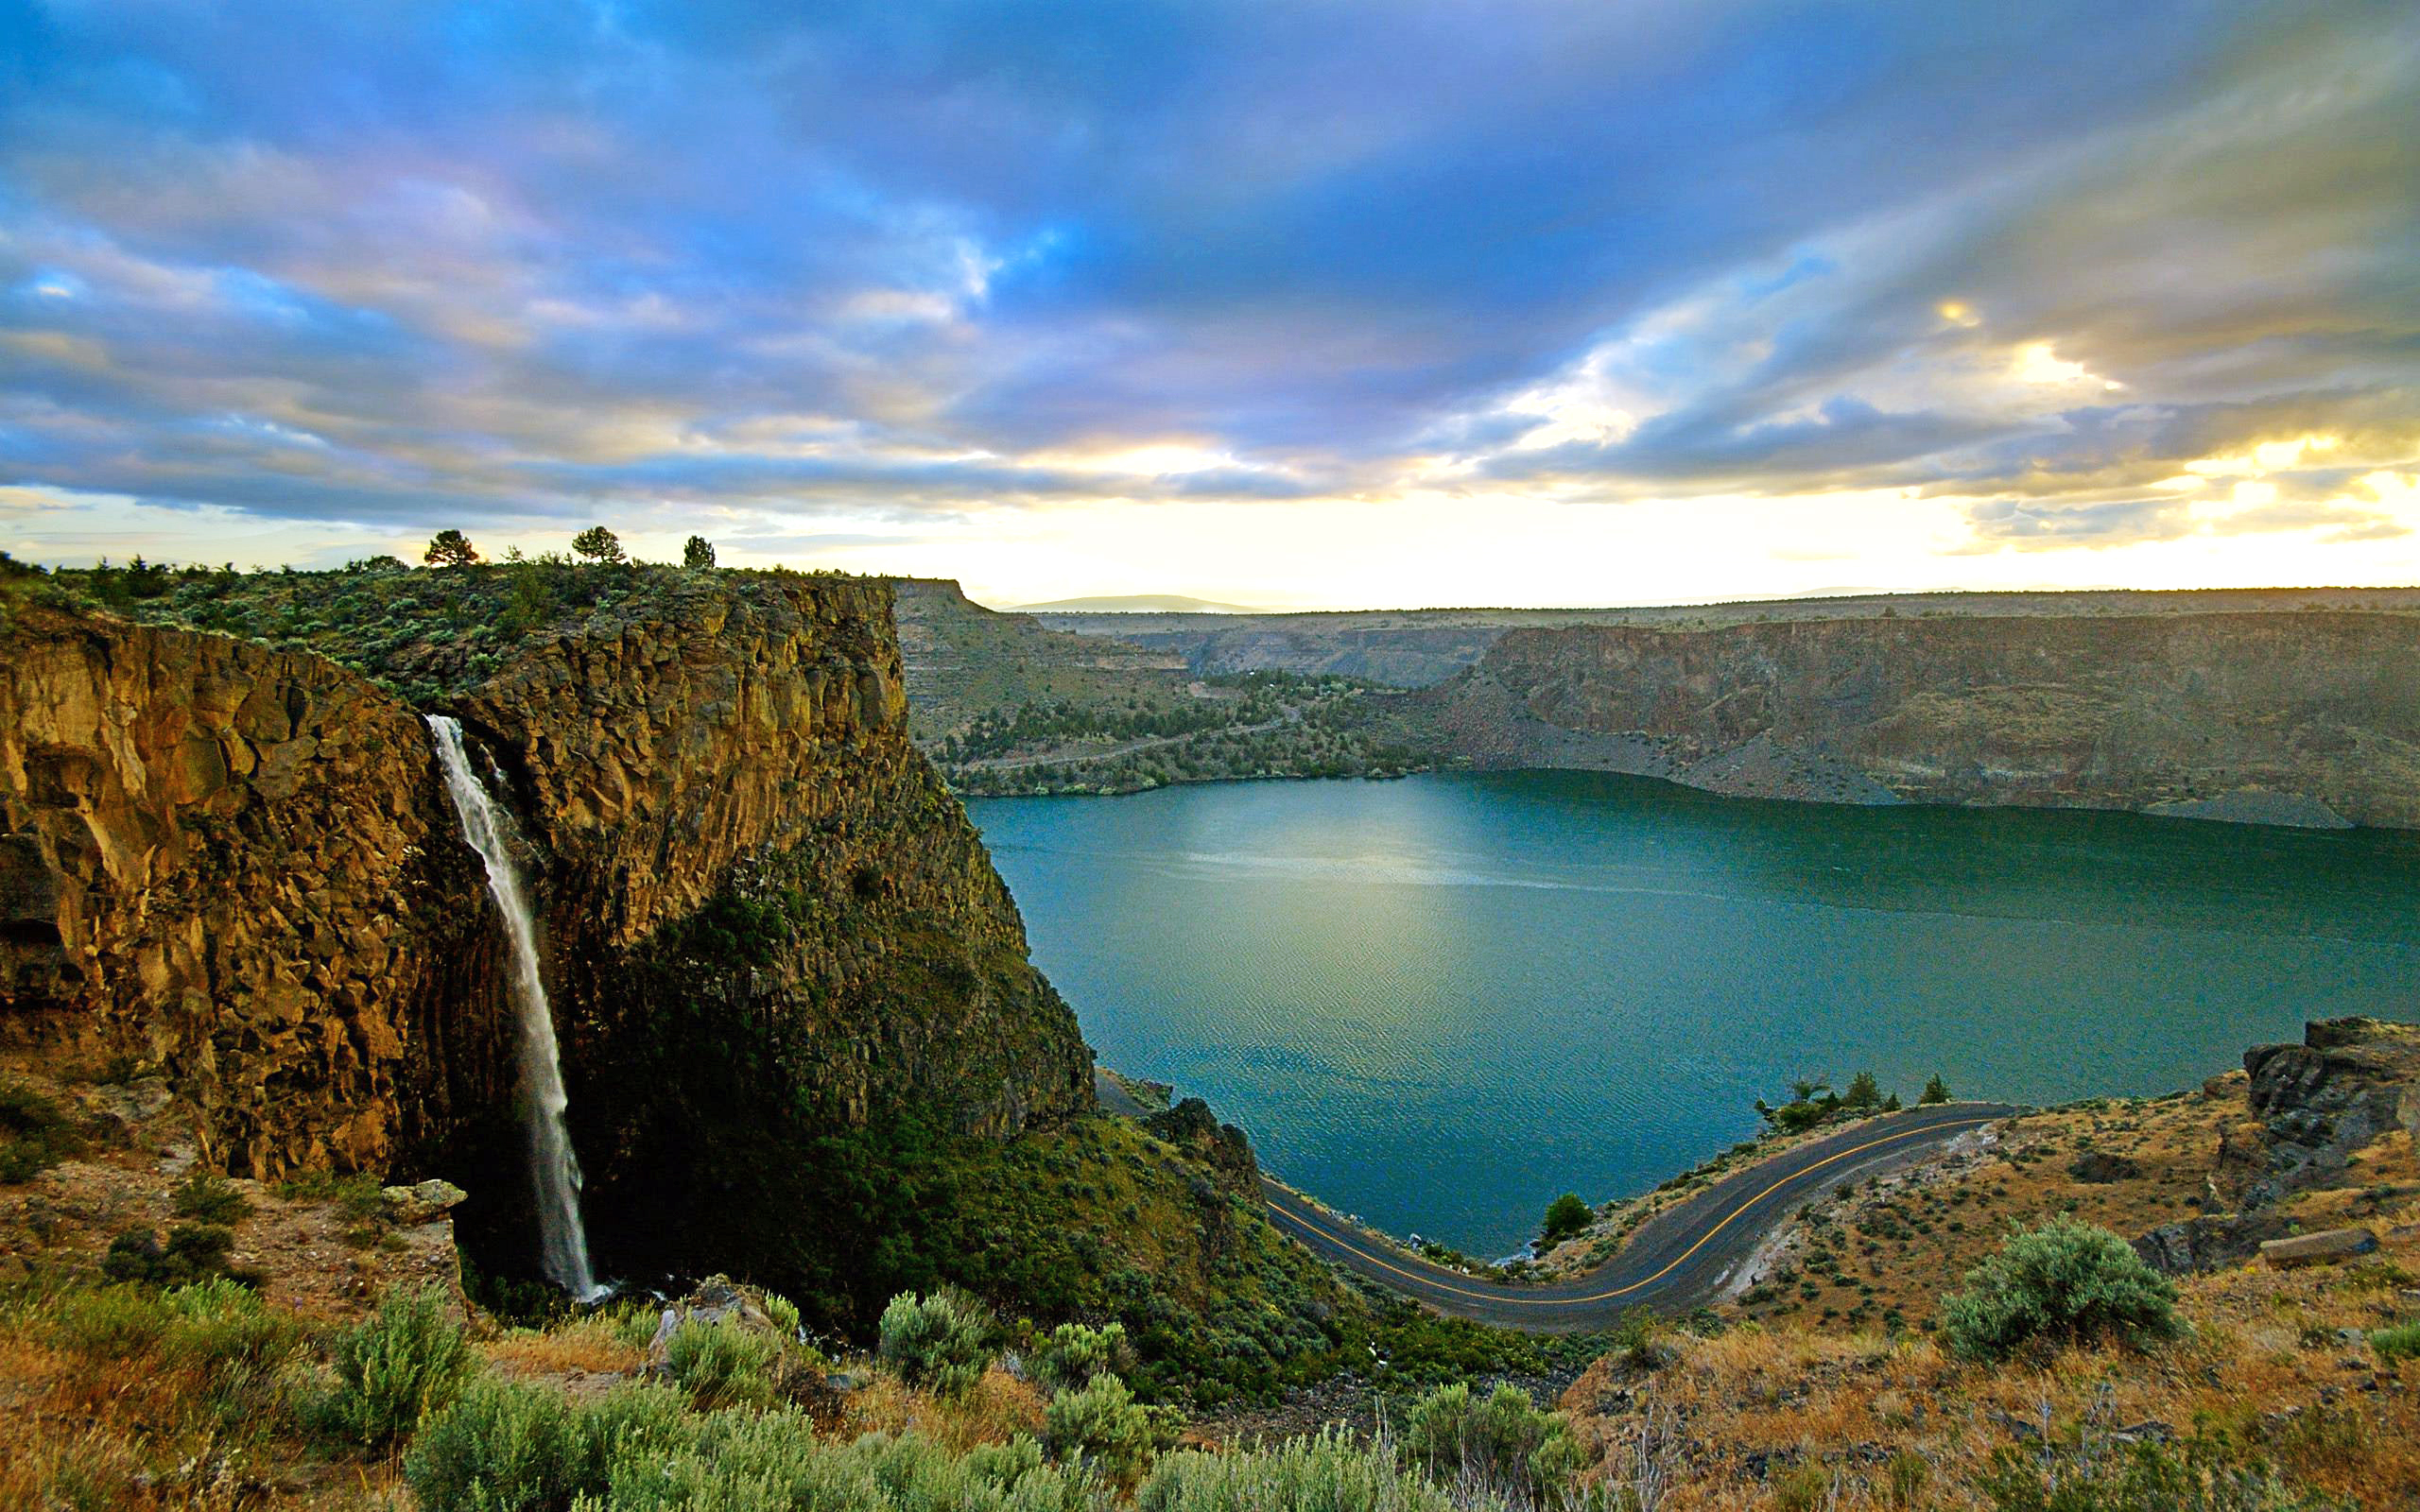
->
[[1141, 1428, 1485, 1512], [171, 1170, 253, 1225], [0, 1079, 82, 1182], [274, 1168, 386, 1221], [1034, 1320, 1134, 1395], [1539, 1193, 1594, 1246], [1883, 1447, 1929, 1507], [101, 1223, 243, 1285], [1773, 1462, 1834, 1512], [601, 1412, 1096, 1512], [1975, 1434, 2345, 1511], [1921, 1074, 1951, 1105], [666, 1315, 781, 1410], [2370, 1319, 2420, 1363], [1607, 1303, 1669, 1370], [43, 1282, 172, 1356], [1939, 1218, 2187, 1362], [762, 1290, 803, 1339], [162, 1278, 304, 1429], [406, 1378, 689, 1512], [877, 1288, 994, 1397], [1398, 1381, 1584, 1503], [1041, 1373, 1179, 1484], [321, 1283, 478, 1449]]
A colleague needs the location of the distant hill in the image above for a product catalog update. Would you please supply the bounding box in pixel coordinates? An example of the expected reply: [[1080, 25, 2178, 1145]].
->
[[1005, 593, 1269, 613]]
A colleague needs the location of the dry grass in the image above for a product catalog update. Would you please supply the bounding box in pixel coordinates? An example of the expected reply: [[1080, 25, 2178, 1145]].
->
[[484, 1312, 648, 1378], [1725, 1089, 2230, 1332], [841, 1361, 1047, 1452], [1564, 1203, 2420, 1509], [0, 1281, 408, 1511]]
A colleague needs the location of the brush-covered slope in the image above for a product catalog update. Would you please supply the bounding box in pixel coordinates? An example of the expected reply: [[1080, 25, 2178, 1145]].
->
[[1428, 610, 2420, 828]]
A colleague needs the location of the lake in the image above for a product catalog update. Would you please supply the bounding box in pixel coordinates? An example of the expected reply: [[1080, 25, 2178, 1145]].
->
[[967, 772, 2420, 1257]]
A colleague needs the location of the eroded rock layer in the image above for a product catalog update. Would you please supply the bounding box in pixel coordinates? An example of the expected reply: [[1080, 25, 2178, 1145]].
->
[[1432, 611, 2420, 827]]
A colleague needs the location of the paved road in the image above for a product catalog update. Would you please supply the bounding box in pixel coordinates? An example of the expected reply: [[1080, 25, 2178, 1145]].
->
[[1255, 1103, 2026, 1331]]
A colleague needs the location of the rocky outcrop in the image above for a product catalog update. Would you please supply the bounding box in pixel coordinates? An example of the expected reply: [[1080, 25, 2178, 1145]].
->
[[2136, 1019, 2420, 1274], [431, 576, 1095, 1285], [890, 578, 1188, 740], [1144, 1097, 1260, 1192], [2236, 1018, 2420, 1208], [0, 576, 1094, 1299], [2133, 1211, 2293, 1276], [1427, 611, 2420, 827], [0, 604, 505, 1178]]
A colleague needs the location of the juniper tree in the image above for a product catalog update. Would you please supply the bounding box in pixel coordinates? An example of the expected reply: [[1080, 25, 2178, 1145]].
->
[[424, 529, 479, 567]]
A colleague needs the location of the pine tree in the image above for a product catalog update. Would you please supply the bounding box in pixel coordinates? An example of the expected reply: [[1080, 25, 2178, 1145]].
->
[[571, 525, 626, 564], [424, 529, 480, 568]]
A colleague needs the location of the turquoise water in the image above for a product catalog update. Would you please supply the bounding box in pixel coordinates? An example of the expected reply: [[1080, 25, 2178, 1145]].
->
[[967, 772, 2420, 1257]]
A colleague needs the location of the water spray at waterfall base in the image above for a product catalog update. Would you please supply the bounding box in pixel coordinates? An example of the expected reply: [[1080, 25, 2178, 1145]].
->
[[427, 715, 606, 1301]]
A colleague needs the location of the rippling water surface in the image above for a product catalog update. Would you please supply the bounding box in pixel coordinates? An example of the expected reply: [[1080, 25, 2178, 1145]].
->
[[968, 772, 2420, 1256]]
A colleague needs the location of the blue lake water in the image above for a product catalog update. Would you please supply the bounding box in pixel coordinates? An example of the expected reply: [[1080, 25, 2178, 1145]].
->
[[967, 771, 2420, 1257]]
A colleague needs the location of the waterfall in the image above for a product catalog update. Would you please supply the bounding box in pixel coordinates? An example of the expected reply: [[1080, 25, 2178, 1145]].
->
[[425, 714, 604, 1301]]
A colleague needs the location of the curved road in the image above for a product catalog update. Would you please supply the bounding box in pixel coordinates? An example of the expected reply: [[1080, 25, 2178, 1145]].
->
[[1258, 1103, 2024, 1331]]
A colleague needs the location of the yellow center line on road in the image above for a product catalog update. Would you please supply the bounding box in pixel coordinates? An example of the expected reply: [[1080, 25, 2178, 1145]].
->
[[1263, 1114, 2003, 1308]]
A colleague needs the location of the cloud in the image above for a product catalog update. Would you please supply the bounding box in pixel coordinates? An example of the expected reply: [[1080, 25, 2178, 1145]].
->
[[0, 0, 2413, 588], [1957, 497, 2197, 552]]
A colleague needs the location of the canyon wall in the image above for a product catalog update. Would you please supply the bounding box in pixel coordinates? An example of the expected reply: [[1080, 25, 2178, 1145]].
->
[[0, 575, 1093, 1293], [0, 604, 507, 1177], [1429, 610, 2420, 828], [1034, 587, 2420, 690]]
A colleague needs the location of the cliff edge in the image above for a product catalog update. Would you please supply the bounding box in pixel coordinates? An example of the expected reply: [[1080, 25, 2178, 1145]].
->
[[0, 571, 1092, 1303], [1426, 610, 2420, 827]]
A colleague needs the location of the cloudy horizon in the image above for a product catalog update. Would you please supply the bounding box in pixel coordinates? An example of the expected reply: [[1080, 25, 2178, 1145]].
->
[[4, 1, 2417, 610]]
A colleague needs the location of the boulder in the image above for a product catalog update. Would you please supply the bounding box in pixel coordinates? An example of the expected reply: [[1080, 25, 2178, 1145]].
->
[[2133, 1212, 2292, 1276], [2068, 1151, 2143, 1184], [2258, 1228, 2379, 1269], [380, 1178, 468, 1226]]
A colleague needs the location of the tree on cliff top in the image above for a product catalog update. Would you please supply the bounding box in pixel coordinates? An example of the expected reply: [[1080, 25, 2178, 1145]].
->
[[1921, 1074, 1951, 1105], [683, 535, 717, 570], [424, 530, 480, 568], [572, 525, 627, 564]]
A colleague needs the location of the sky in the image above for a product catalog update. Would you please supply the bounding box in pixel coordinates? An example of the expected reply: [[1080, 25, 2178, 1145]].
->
[[3, 1, 2416, 610]]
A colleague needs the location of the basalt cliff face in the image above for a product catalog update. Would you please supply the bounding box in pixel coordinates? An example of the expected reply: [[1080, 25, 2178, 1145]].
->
[[1428, 611, 2420, 828], [0, 605, 506, 1178], [0, 576, 1092, 1293]]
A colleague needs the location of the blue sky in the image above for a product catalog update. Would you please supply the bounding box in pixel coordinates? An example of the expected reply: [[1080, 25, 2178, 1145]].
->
[[3, 0, 2416, 607]]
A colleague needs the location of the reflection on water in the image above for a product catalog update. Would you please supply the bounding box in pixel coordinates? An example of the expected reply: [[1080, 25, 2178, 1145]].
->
[[970, 771, 2420, 1255]]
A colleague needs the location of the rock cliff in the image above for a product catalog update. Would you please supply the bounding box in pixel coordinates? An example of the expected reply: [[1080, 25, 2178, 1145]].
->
[[0, 604, 506, 1178], [1426, 611, 2420, 828], [2235, 1018, 2420, 1208], [0, 573, 1093, 1297], [2134, 1018, 2419, 1274]]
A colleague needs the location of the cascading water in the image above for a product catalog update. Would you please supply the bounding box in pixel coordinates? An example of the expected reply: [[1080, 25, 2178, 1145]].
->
[[426, 714, 604, 1301]]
